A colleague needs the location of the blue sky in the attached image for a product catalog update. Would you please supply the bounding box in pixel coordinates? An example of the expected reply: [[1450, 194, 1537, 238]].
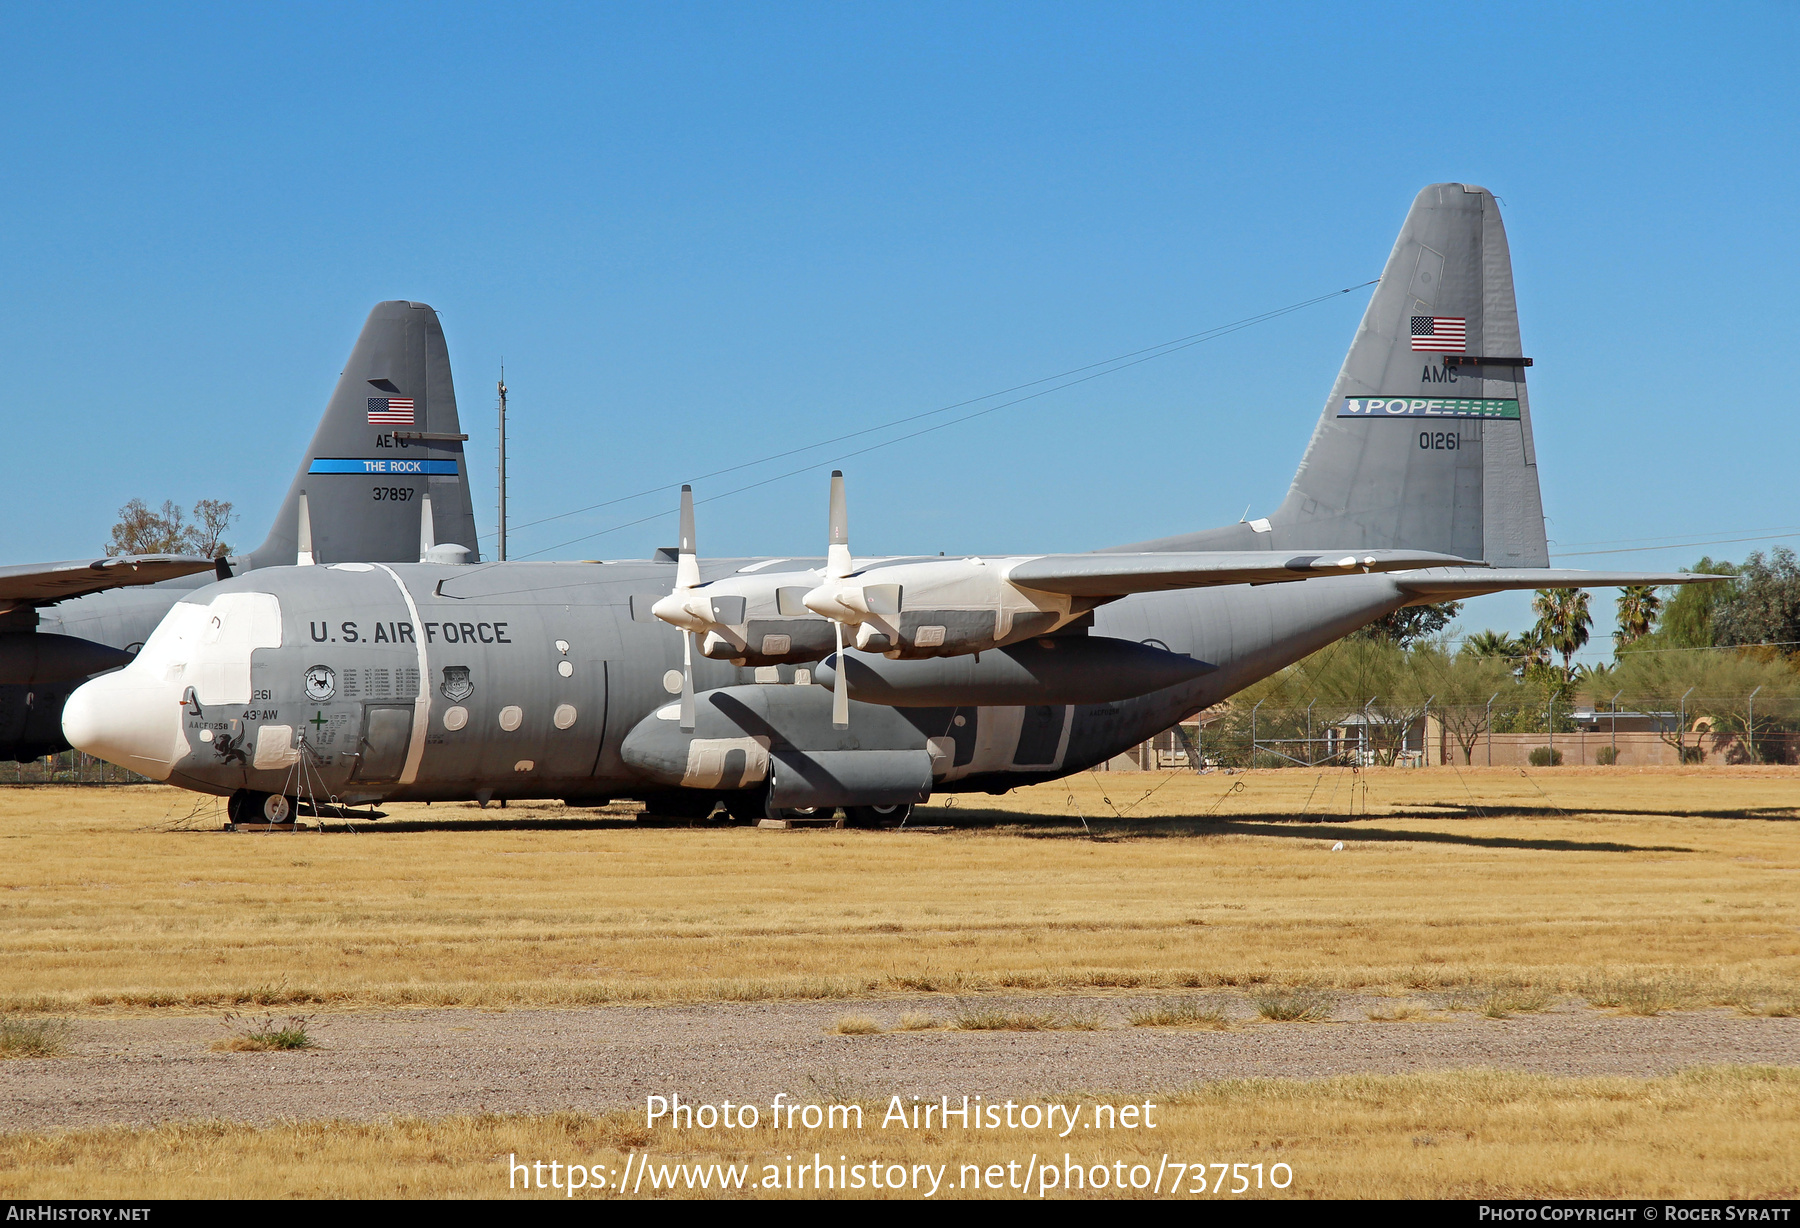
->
[[2, 2, 1794, 657]]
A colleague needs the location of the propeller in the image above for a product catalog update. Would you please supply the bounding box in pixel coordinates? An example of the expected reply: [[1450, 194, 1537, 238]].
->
[[649, 485, 705, 731], [809, 471, 853, 729]]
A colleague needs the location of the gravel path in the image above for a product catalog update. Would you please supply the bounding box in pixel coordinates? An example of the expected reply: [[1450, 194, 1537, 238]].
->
[[3, 997, 1796, 1132]]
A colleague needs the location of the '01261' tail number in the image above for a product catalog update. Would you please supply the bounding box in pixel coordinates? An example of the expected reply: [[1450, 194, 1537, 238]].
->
[[1419, 431, 1460, 450]]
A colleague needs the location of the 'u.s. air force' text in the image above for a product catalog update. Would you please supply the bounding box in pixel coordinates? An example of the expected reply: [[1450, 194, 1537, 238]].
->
[[307, 621, 512, 645]]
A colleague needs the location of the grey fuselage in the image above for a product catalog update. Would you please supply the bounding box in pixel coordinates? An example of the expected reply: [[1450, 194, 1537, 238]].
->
[[137, 556, 1410, 804]]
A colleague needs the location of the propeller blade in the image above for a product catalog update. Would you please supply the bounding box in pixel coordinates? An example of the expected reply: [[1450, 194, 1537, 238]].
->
[[675, 484, 700, 590], [831, 620, 849, 729], [680, 630, 696, 732], [827, 470, 852, 579]]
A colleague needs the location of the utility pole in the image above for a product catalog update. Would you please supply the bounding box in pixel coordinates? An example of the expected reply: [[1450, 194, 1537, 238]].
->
[[497, 366, 508, 562]]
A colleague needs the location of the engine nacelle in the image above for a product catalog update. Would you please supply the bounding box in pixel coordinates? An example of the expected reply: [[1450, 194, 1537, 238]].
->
[[0, 633, 134, 686], [619, 681, 937, 796]]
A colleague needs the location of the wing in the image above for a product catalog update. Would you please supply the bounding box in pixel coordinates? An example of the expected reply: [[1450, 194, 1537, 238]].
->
[[1393, 567, 1727, 599], [1005, 550, 1483, 597], [0, 555, 219, 606]]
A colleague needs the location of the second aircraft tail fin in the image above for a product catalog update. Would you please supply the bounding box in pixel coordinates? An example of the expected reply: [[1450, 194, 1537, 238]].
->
[[246, 301, 482, 570], [1115, 183, 1548, 566]]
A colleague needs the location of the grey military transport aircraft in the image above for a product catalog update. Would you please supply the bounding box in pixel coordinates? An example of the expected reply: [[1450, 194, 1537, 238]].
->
[[0, 301, 481, 761], [63, 184, 1717, 825]]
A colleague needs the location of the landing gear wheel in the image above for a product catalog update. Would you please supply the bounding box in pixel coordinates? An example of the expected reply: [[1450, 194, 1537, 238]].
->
[[844, 803, 911, 828], [722, 794, 764, 824], [228, 790, 293, 824], [762, 801, 843, 826]]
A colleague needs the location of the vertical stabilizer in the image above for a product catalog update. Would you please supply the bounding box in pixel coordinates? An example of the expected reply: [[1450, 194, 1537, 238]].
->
[[248, 301, 481, 570], [1113, 184, 1548, 564]]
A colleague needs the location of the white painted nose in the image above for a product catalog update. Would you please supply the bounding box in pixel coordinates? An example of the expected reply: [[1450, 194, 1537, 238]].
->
[[63, 668, 186, 781]]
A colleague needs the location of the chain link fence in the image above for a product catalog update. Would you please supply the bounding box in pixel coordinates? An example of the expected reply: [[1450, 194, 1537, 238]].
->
[[0, 751, 153, 785], [1190, 693, 1800, 768]]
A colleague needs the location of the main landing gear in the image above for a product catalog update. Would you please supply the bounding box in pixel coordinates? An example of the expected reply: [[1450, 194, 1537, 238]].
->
[[227, 789, 293, 824]]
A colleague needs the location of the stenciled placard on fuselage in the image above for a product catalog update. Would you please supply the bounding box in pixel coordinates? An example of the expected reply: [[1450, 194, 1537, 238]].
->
[[1338, 397, 1520, 419]]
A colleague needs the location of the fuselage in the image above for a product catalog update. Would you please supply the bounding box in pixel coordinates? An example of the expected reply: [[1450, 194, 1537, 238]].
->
[[61, 556, 1413, 805]]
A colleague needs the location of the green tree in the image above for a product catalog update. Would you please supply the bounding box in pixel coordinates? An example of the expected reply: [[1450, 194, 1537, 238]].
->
[[1464, 629, 1520, 660], [1352, 600, 1464, 648], [1613, 585, 1662, 649], [1491, 669, 1577, 734], [1464, 628, 1534, 679], [107, 498, 236, 559], [1714, 546, 1800, 652], [1516, 622, 1554, 676], [1611, 644, 1798, 762], [1532, 588, 1592, 681], [1411, 642, 1517, 763], [1645, 557, 1738, 650]]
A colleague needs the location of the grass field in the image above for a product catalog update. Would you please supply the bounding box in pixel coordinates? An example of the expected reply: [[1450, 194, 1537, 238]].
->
[[4, 1067, 1795, 1198], [1, 767, 1797, 1014]]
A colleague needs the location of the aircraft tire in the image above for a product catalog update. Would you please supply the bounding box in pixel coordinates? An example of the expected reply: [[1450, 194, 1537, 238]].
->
[[844, 803, 911, 829], [721, 794, 763, 824], [761, 800, 842, 826], [228, 790, 293, 824]]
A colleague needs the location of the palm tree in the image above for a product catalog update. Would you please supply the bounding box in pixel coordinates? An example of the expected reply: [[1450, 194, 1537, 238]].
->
[[1463, 630, 1521, 660], [1533, 588, 1592, 681], [1573, 661, 1615, 690], [1614, 585, 1662, 648]]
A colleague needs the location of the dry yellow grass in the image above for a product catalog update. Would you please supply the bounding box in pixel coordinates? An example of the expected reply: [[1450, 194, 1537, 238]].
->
[[1, 1067, 1794, 1198], [1, 768, 1797, 1015]]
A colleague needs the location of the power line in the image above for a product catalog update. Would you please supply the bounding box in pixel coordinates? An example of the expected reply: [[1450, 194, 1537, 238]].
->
[[505, 279, 1380, 554], [1553, 532, 1800, 558], [1553, 525, 1800, 549]]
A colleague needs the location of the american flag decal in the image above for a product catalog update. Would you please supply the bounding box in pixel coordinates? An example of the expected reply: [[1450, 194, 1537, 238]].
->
[[367, 397, 415, 424], [1410, 316, 1467, 352]]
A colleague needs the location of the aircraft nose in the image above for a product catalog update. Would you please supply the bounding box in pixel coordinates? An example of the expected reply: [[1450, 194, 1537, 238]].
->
[[63, 668, 186, 781]]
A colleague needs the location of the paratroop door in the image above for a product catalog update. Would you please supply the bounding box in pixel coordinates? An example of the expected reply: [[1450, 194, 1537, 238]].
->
[[352, 704, 414, 781]]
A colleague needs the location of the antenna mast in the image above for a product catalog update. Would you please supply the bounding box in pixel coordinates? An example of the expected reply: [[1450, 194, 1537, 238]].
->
[[497, 365, 508, 562]]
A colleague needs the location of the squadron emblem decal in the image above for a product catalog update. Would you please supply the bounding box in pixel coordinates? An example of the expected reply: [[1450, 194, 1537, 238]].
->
[[303, 665, 336, 702], [440, 665, 474, 703]]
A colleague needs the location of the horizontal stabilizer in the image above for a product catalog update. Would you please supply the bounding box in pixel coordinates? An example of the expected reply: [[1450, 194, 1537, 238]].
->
[[1008, 549, 1482, 597], [1395, 568, 1726, 599], [0, 555, 218, 606]]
